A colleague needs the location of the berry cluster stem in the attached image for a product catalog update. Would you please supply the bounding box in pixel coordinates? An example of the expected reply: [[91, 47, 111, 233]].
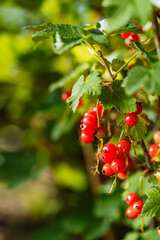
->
[[113, 53, 138, 79], [107, 174, 117, 194], [140, 140, 152, 170], [82, 41, 113, 81]]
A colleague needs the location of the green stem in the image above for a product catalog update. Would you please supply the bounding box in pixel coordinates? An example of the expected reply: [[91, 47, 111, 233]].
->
[[82, 41, 113, 81], [113, 53, 138, 79], [107, 174, 117, 194], [96, 99, 100, 128]]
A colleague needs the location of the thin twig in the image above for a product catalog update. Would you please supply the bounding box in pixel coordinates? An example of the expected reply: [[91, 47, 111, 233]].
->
[[113, 53, 138, 79], [140, 140, 152, 171], [98, 50, 114, 81], [152, 10, 160, 61]]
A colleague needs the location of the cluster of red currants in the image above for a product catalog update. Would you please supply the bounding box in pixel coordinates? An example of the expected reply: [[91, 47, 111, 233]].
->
[[80, 104, 106, 144], [125, 102, 142, 127], [125, 193, 144, 219], [148, 130, 160, 158], [120, 32, 139, 43], [101, 141, 133, 180]]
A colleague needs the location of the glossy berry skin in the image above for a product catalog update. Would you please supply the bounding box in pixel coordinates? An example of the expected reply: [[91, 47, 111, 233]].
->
[[92, 104, 106, 118], [135, 102, 142, 114], [80, 132, 94, 144], [81, 123, 95, 135], [120, 32, 131, 38], [117, 171, 127, 180], [153, 130, 160, 144], [102, 143, 117, 163], [126, 207, 139, 219], [102, 163, 114, 176], [125, 113, 138, 127], [111, 156, 126, 173], [126, 193, 139, 206], [128, 33, 139, 42], [148, 144, 159, 157], [117, 140, 131, 155], [133, 201, 144, 214], [83, 110, 97, 120], [157, 226, 160, 236]]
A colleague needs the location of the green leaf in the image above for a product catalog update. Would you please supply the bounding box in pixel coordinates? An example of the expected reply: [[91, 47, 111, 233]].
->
[[88, 33, 110, 48], [32, 28, 56, 42], [24, 22, 55, 31], [67, 71, 102, 112], [123, 62, 160, 95], [110, 24, 142, 35], [130, 42, 158, 62], [128, 120, 148, 141], [52, 24, 84, 54], [142, 229, 160, 240], [142, 186, 160, 217], [49, 63, 90, 92], [99, 81, 136, 113], [122, 232, 139, 240], [134, 0, 152, 25], [111, 59, 127, 72]]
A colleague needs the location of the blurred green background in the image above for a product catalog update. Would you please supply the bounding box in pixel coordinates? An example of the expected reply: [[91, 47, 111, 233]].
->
[[0, 1, 158, 240]]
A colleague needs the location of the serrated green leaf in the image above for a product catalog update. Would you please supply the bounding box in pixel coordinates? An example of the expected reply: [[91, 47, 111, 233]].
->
[[111, 59, 127, 72], [130, 42, 158, 62], [128, 120, 148, 141], [88, 33, 110, 48], [110, 24, 142, 35], [49, 63, 90, 92], [24, 22, 55, 31], [142, 186, 160, 217], [67, 71, 102, 112], [32, 28, 56, 42], [52, 24, 84, 54], [99, 81, 136, 113], [123, 62, 160, 95]]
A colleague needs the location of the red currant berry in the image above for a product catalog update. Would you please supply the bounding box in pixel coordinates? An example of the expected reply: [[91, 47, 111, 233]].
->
[[126, 207, 139, 219], [125, 113, 138, 127], [126, 155, 133, 168], [102, 143, 117, 162], [126, 193, 139, 206], [148, 144, 159, 157], [111, 156, 126, 173], [117, 140, 131, 155], [80, 132, 94, 144], [117, 171, 127, 180], [61, 91, 71, 103], [83, 110, 97, 120], [132, 201, 144, 214], [128, 33, 139, 42], [120, 32, 131, 38], [92, 104, 106, 117], [81, 123, 94, 135], [158, 227, 160, 236], [134, 102, 142, 114], [153, 130, 160, 144], [102, 163, 114, 176]]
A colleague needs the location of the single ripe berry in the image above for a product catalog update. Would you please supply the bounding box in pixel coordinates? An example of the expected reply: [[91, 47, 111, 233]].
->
[[102, 163, 114, 176], [134, 102, 142, 114], [126, 193, 139, 206], [125, 113, 138, 127], [153, 130, 160, 144], [132, 201, 144, 214], [157, 226, 160, 236], [120, 32, 131, 38], [148, 144, 159, 157], [92, 104, 106, 118], [81, 123, 95, 135], [117, 171, 127, 180], [128, 33, 139, 42], [102, 143, 117, 163], [83, 110, 97, 121], [61, 91, 71, 103], [126, 207, 139, 219], [80, 132, 94, 144], [111, 156, 126, 173], [117, 140, 131, 155]]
